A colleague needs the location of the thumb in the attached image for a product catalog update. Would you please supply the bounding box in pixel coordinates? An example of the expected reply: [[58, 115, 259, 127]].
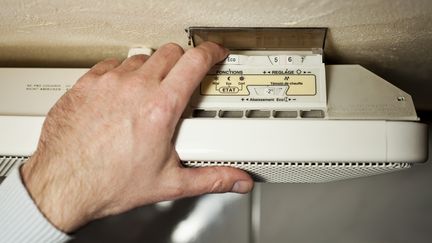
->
[[178, 166, 254, 197]]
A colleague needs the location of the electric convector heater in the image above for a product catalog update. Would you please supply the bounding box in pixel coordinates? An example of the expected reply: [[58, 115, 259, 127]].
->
[[0, 27, 428, 183]]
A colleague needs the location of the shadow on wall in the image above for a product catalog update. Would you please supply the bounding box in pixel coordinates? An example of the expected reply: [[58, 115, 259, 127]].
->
[[71, 197, 199, 243], [71, 192, 250, 243]]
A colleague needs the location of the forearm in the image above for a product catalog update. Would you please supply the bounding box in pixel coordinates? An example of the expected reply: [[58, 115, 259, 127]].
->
[[0, 165, 71, 242]]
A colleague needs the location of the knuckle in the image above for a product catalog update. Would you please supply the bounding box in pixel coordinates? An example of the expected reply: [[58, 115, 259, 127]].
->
[[99, 58, 120, 68], [185, 48, 212, 68], [207, 167, 230, 193], [104, 58, 121, 65], [88, 58, 120, 75], [162, 43, 184, 55], [146, 99, 175, 125], [210, 179, 225, 193], [101, 70, 121, 82], [129, 54, 148, 64]]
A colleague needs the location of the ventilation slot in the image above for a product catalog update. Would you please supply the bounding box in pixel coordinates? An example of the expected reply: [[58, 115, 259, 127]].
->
[[0, 156, 29, 182], [188, 109, 327, 119], [273, 110, 298, 118], [192, 109, 217, 118], [219, 110, 244, 118], [245, 110, 271, 118], [182, 161, 411, 183], [300, 110, 325, 118]]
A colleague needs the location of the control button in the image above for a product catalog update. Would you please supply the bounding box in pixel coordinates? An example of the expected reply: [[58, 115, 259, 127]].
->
[[218, 86, 239, 93], [222, 55, 240, 65], [269, 55, 281, 65], [286, 55, 303, 65], [273, 87, 285, 95], [249, 86, 287, 96], [262, 87, 276, 95]]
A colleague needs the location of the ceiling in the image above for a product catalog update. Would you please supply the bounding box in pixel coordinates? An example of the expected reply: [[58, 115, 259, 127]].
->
[[0, 0, 431, 110]]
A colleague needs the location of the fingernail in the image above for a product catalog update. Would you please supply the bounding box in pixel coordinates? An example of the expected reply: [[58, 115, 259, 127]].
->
[[231, 180, 251, 193]]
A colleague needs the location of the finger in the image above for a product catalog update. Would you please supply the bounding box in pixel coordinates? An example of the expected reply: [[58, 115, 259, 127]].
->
[[161, 42, 229, 118], [115, 54, 149, 73], [137, 43, 184, 80], [86, 58, 121, 76], [177, 166, 254, 197]]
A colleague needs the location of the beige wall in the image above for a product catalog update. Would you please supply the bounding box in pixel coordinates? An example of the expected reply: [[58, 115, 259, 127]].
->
[[0, 0, 431, 109]]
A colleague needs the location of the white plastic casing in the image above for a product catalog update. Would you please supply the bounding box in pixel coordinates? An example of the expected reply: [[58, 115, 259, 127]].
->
[[0, 65, 428, 183], [0, 117, 426, 163]]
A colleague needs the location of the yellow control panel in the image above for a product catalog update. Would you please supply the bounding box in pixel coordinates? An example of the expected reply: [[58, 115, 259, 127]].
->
[[200, 74, 316, 96]]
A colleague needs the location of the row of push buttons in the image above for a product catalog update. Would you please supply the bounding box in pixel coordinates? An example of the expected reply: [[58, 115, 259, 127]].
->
[[222, 55, 305, 65]]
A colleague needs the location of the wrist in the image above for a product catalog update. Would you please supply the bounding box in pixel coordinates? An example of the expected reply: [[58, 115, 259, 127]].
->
[[20, 156, 89, 233]]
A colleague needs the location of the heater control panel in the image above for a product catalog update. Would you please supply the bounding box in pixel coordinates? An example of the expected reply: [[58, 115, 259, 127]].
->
[[189, 53, 326, 111]]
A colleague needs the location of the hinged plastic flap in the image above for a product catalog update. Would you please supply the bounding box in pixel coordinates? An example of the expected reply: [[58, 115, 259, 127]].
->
[[187, 27, 327, 52]]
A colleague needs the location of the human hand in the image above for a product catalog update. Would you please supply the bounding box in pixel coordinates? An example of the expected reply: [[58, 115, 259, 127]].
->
[[21, 42, 254, 233]]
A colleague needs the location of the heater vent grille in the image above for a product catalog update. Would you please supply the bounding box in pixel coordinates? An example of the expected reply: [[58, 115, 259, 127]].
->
[[182, 161, 412, 183], [0, 157, 414, 183], [0, 156, 28, 181]]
